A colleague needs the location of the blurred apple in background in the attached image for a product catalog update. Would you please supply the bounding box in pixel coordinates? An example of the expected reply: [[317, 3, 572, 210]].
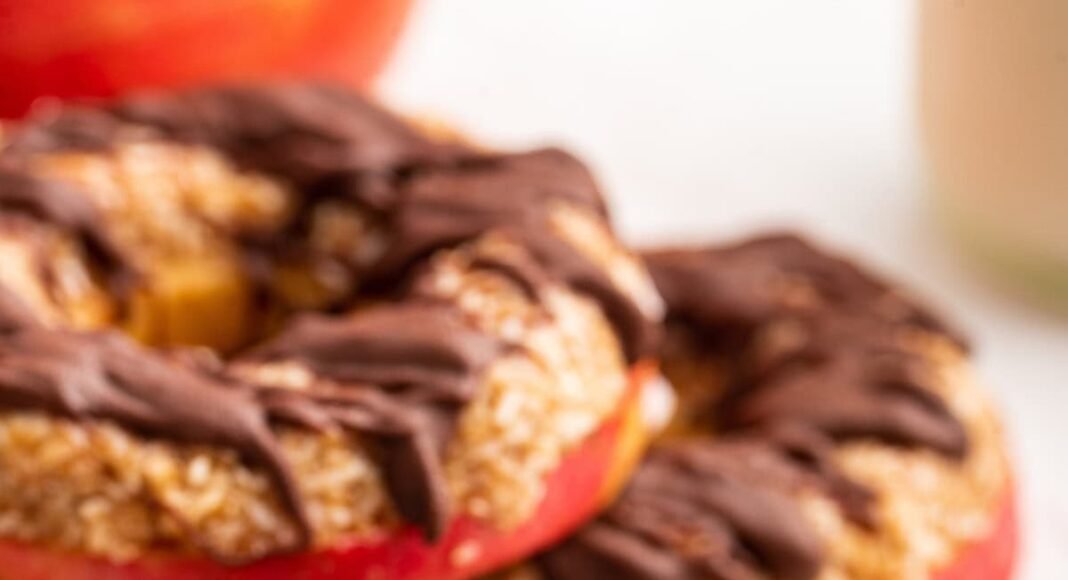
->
[[0, 0, 414, 118]]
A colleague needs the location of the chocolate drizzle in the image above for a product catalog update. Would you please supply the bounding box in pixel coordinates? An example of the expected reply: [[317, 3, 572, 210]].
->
[[0, 326, 310, 556], [562, 233, 974, 579], [754, 422, 877, 528], [0, 286, 38, 334], [721, 313, 968, 457], [645, 233, 968, 351], [246, 302, 502, 538], [6, 85, 459, 211], [251, 302, 500, 403], [0, 294, 500, 554], [370, 148, 655, 360], [0, 168, 135, 292], [3, 105, 128, 154], [0, 84, 657, 561], [538, 438, 830, 580], [644, 233, 970, 457], [4, 85, 654, 361], [109, 85, 466, 212], [3, 86, 465, 313]]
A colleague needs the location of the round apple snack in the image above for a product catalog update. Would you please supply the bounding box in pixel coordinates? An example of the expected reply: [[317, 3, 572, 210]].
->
[[520, 234, 1015, 580], [0, 85, 665, 579]]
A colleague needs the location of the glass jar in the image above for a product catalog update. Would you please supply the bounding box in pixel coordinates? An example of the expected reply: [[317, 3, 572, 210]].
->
[[920, 0, 1068, 306]]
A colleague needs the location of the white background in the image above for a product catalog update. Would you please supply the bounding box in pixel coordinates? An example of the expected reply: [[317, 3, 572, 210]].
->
[[379, 2, 1066, 577]]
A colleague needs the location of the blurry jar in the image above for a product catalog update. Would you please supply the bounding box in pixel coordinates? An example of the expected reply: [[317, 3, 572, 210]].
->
[[920, 0, 1068, 306]]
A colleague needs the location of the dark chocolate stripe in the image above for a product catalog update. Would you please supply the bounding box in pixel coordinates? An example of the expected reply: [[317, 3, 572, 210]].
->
[[644, 233, 970, 457], [369, 148, 656, 361], [538, 436, 832, 580], [0, 291, 500, 556], [5, 84, 459, 208], [0, 168, 136, 294], [645, 233, 968, 351], [0, 85, 656, 561], [0, 286, 39, 334], [5, 85, 655, 361], [245, 301, 502, 539], [568, 233, 974, 579], [719, 313, 968, 458], [250, 303, 499, 403], [0, 326, 311, 560]]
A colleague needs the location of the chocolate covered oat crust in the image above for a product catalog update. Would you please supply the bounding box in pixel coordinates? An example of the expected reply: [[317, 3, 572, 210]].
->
[[528, 234, 1009, 580], [0, 85, 663, 563]]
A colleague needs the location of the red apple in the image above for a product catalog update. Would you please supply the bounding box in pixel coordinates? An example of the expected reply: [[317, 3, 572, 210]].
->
[[934, 483, 1018, 580], [0, 0, 415, 118], [0, 363, 656, 580]]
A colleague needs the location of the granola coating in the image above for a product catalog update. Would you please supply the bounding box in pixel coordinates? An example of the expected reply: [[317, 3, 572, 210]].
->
[[0, 87, 662, 565]]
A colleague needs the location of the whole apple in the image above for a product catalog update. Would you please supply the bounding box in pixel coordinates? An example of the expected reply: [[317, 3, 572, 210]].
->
[[0, 0, 413, 118]]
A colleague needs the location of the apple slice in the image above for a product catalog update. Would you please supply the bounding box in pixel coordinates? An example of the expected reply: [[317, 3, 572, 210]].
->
[[934, 483, 1017, 580], [0, 363, 657, 580]]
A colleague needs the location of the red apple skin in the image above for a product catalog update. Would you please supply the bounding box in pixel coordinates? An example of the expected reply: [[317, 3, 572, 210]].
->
[[933, 483, 1018, 580], [0, 364, 655, 580], [0, 0, 415, 118]]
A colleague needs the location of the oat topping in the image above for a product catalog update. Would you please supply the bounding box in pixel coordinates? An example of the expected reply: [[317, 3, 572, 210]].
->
[[529, 234, 1010, 580], [0, 85, 659, 564]]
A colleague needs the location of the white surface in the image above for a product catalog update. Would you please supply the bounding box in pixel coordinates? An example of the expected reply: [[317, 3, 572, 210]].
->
[[379, 2, 1067, 577]]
